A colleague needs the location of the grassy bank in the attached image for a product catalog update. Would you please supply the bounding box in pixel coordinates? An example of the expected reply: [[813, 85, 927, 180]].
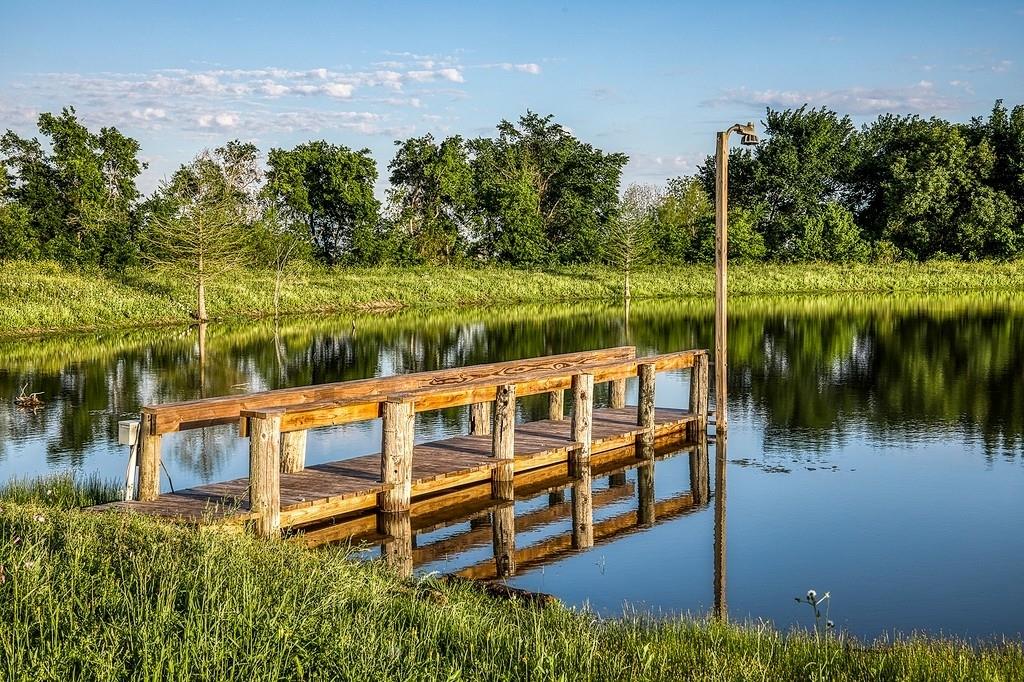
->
[[1, 476, 1022, 681], [3, 259, 1024, 336]]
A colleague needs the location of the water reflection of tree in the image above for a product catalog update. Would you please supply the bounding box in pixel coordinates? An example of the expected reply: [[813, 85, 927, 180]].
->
[[1, 293, 1021, 478]]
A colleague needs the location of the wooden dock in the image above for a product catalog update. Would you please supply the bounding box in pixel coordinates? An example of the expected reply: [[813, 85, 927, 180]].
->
[[92, 345, 710, 546]]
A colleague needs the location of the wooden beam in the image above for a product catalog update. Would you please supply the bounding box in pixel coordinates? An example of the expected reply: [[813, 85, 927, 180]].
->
[[548, 389, 564, 421], [137, 414, 162, 502], [637, 362, 656, 458], [149, 346, 637, 434], [571, 373, 594, 549], [380, 400, 415, 513], [610, 378, 626, 409], [688, 352, 709, 441], [280, 430, 307, 473], [470, 401, 492, 436], [248, 411, 282, 538]]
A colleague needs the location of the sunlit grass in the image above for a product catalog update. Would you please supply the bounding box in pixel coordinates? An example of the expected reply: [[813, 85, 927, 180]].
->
[[1, 479, 1022, 680], [3, 258, 1023, 336]]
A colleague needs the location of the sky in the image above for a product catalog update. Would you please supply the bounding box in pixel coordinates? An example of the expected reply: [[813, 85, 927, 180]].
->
[[2, 0, 1023, 196]]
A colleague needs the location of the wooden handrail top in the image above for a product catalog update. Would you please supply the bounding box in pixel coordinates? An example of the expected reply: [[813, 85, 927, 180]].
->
[[243, 349, 706, 435], [145, 345, 636, 435]]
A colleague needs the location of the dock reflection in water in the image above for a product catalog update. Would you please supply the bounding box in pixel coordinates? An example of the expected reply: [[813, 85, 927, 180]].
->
[[297, 432, 723, 611]]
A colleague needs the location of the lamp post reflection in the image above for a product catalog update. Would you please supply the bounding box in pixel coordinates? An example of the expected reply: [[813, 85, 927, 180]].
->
[[713, 431, 728, 620]]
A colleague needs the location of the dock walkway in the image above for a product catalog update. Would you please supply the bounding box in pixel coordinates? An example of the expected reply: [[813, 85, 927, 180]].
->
[[91, 346, 710, 539]]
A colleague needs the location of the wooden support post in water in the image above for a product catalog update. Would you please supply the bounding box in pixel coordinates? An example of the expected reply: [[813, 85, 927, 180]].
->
[[470, 401, 492, 436], [248, 411, 282, 538], [548, 389, 564, 421], [137, 414, 162, 502], [380, 399, 415, 513], [281, 430, 308, 473], [380, 511, 413, 578], [688, 353, 710, 441], [571, 373, 594, 549], [637, 460, 655, 527], [637, 362, 656, 458], [610, 378, 626, 409]]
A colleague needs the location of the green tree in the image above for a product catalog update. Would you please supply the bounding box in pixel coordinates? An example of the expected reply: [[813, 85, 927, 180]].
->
[[1, 107, 144, 266], [469, 112, 627, 264], [142, 144, 257, 321], [605, 183, 657, 300], [265, 141, 380, 264], [653, 176, 713, 262], [386, 134, 475, 264]]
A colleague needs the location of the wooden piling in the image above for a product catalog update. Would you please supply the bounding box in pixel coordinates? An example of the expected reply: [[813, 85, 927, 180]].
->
[[137, 414, 162, 502], [687, 352, 709, 441], [470, 401, 492, 436], [380, 399, 415, 513], [548, 389, 564, 421], [637, 362, 656, 457], [610, 378, 626, 409], [571, 373, 594, 548], [690, 433, 710, 505], [248, 412, 282, 538], [281, 430, 308, 473]]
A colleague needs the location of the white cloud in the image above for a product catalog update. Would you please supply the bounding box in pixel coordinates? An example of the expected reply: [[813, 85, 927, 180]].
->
[[701, 81, 964, 114], [130, 107, 167, 121], [481, 62, 542, 74], [197, 112, 239, 129]]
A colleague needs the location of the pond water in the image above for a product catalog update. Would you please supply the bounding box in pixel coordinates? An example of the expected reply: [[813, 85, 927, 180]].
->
[[1, 294, 1022, 641]]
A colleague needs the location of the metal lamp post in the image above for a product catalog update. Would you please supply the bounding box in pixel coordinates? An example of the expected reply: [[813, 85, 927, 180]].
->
[[714, 122, 758, 433]]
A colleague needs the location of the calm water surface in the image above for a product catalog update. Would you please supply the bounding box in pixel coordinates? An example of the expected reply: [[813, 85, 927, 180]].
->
[[1, 294, 1022, 641]]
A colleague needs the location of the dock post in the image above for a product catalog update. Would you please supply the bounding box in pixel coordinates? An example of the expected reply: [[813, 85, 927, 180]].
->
[[248, 412, 282, 538], [492, 384, 516, 496], [281, 430, 308, 473], [491, 383, 517, 576], [687, 353, 710, 441], [637, 362, 656, 458], [137, 413, 162, 502], [470, 401, 492, 436], [381, 399, 415, 513], [571, 373, 594, 549], [548, 389, 564, 421], [610, 377, 626, 409]]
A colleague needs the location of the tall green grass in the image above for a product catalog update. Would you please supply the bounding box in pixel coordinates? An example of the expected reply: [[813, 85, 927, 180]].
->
[[0, 481, 1021, 680], [3, 259, 1023, 336]]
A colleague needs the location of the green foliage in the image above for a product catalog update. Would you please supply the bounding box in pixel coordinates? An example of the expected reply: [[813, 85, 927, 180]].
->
[[470, 112, 627, 265], [604, 183, 657, 297], [386, 134, 476, 264], [1, 107, 144, 267], [652, 177, 712, 262], [265, 141, 380, 264], [693, 207, 766, 263]]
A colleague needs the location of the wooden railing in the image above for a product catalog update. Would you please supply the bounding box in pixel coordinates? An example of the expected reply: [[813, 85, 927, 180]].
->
[[135, 346, 638, 500], [236, 348, 708, 537]]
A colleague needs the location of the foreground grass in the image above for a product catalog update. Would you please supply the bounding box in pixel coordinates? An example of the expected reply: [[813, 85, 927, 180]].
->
[[1, 477, 1022, 681], [3, 259, 1023, 336]]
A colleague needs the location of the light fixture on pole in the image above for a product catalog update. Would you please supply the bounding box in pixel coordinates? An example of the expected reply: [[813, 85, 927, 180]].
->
[[714, 122, 758, 433]]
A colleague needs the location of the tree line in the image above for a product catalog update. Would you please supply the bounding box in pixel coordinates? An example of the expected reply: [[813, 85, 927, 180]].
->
[[2, 101, 1022, 279]]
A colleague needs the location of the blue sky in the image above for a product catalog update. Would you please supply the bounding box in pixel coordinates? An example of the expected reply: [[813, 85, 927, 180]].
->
[[2, 0, 1022, 195]]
